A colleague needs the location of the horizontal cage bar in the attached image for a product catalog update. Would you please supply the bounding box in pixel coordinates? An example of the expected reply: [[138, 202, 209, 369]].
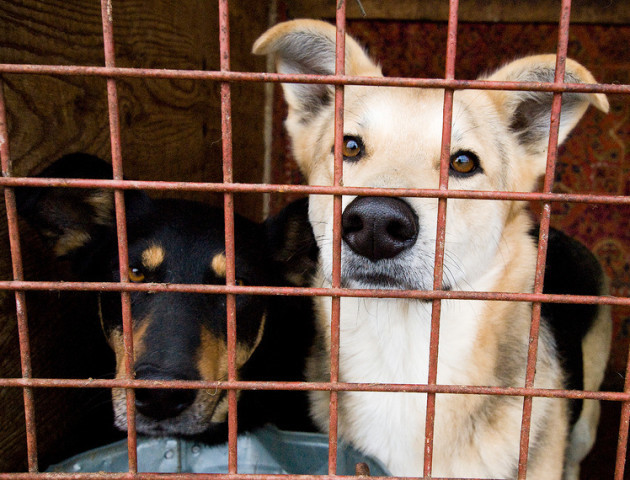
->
[[0, 377, 627, 402], [2, 178, 629, 205], [0, 281, 626, 306], [0, 63, 627, 95]]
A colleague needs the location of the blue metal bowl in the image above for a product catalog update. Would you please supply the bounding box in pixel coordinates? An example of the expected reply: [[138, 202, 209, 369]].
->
[[48, 425, 390, 476]]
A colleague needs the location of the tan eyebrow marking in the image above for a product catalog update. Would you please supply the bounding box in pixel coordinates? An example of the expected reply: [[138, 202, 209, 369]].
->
[[211, 252, 227, 277], [141, 244, 165, 269]]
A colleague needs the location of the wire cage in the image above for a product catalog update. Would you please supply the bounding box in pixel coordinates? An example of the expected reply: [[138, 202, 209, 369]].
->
[[0, 0, 629, 479]]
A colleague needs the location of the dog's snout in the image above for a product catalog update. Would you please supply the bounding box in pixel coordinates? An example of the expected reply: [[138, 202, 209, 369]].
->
[[134, 365, 197, 420], [342, 197, 418, 261]]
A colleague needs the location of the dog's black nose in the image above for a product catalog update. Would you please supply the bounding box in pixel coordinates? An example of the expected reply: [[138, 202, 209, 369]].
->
[[342, 197, 418, 261], [134, 365, 197, 420]]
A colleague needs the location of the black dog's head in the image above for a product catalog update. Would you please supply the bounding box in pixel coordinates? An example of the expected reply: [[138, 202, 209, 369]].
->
[[17, 153, 316, 439]]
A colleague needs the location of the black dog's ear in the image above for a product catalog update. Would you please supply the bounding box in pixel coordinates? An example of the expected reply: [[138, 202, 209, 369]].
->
[[16, 153, 151, 273], [264, 197, 319, 287], [16, 153, 116, 260]]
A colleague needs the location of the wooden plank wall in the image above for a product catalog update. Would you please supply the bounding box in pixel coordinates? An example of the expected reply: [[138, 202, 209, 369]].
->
[[0, 0, 269, 471]]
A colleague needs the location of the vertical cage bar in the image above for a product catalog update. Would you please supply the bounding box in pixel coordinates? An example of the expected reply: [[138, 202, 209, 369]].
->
[[328, 0, 347, 475], [423, 0, 459, 476], [516, 1, 572, 478], [329, 0, 347, 475], [0, 79, 39, 473], [99, 0, 137, 472], [261, 0, 278, 219], [614, 350, 630, 479], [218, 0, 238, 474]]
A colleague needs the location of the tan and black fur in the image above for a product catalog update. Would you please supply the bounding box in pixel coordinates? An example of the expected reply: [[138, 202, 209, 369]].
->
[[17, 153, 317, 442], [254, 19, 612, 479]]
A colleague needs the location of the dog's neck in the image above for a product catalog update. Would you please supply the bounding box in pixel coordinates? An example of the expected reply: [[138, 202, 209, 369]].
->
[[309, 211, 542, 476], [314, 209, 537, 385]]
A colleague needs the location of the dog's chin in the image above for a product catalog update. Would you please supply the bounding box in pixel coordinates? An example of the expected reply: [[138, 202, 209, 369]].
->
[[342, 272, 418, 290], [116, 413, 231, 445], [115, 414, 214, 437], [113, 394, 225, 437], [335, 253, 452, 293]]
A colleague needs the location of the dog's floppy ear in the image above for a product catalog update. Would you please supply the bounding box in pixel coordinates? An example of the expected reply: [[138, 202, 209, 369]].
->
[[264, 197, 319, 287], [253, 19, 381, 118], [16, 153, 151, 274], [483, 55, 608, 158]]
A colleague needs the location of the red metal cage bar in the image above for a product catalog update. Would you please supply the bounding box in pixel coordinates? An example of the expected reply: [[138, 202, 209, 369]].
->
[[327, 1, 347, 474], [423, 0, 459, 474], [100, 0, 139, 472], [0, 474, 509, 480], [0, 280, 626, 305], [217, 0, 239, 473], [0, 64, 628, 95], [3, 176, 630, 205], [517, 1, 574, 478], [0, 79, 38, 474], [1, 0, 629, 480], [3, 376, 630, 401]]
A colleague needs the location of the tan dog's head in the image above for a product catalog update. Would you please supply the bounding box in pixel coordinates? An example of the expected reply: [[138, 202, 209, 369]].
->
[[254, 20, 608, 291]]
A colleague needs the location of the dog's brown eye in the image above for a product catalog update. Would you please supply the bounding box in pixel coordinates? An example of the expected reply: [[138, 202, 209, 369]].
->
[[235, 279, 245, 286], [128, 267, 145, 283], [341, 135, 364, 161], [449, 151, 480, 175]]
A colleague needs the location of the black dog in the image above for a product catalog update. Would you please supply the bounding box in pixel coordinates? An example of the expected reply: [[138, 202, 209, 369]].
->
[[17, 153, 317, 443]]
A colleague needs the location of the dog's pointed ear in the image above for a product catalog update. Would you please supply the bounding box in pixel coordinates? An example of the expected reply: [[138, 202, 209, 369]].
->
[[264, 197, 319, 287], [253, 19, 381, 117], [16, 153, 151, 273], [483, 55, 608, 157]]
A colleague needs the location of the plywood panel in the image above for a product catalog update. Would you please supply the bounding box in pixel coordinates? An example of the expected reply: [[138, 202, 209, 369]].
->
[[0, 0, 270, 471]]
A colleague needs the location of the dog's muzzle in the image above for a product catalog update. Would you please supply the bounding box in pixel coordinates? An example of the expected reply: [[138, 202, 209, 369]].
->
[[342, 197, 418, 261], [134, 364, 198, 421]]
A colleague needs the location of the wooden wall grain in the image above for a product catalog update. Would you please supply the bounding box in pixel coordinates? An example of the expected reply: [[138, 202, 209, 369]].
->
[[0, 0, 270, 471], [2, 0, 268, 213]]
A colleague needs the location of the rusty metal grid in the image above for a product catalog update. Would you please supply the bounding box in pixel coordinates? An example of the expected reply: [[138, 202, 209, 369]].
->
[[0, 0, 629, 480]]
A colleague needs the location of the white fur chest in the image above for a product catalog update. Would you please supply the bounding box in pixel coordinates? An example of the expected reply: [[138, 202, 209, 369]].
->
[[316, 295, 485, 475]]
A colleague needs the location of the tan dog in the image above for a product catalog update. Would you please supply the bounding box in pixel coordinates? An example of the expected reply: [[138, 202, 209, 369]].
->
[[254, 20, 611, 480]]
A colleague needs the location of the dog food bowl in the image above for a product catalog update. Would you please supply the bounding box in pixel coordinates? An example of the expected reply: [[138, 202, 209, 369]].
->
[[47, 425, 390, 475]]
